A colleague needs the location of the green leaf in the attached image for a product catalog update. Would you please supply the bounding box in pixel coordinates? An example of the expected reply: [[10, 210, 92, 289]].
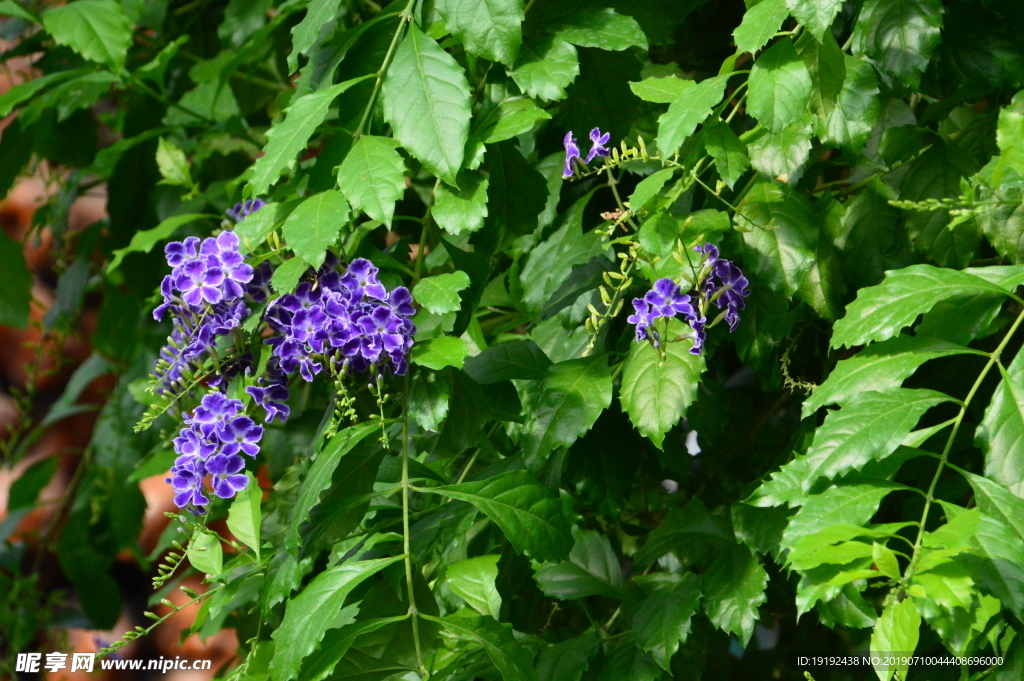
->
[[963, 470, 1024, 542], [781, 482, 903, 551], [804, 335, 976, 417], [633, 572, 702, 671], [282, 190, 348, 270], [475, 97, 551, 144], [549, 8, 648, 51], [747, 113, 813, 184], [8, 457, 58, 510], [833, 179, 912, 289], [520, 356, 612, 470], [270, 257, 309, 295], [464, 340, 552, 383], [736, 182, 816, 295], [0, 0, 38, 23], [704, 121, 750, 189], [977, 348, 1024, 497], [703, 543, 768, 647], [383, 23, 471, 185], [412, 336, 469, 370], [830, 264, 1013, 349], [438, 0, 524, 66], [628, 76, 688, 104], [748, 38, 812, 135], [286, 422, 380, 553], [870, 598, 921, 681], [786, 0, 841, 41], [998, 95, 1024, 176], [447, 555, 502, 619], [481, 140, 549, 252], [507, 35, 579, 102], [620, 319, 706, 449], [0, 69, 90, 118], [634, 498, 729, 568], [0, 231, 33, 329], [872, 542, 901, 579], [536, 634, 598, 681], [434, 369, 488, 455], [421, 614, 539, 681], [533, 527, 628, 601], [852, 0, 944, 89], [965, 515, 1024, 620], [628, 167, 675, 212], [597, 641, 661, 681], [409, 370, 451, 431], [783, 388, 951, 492], [817, 54, 879, 154], [798, 30, 845, 118], [428, 470, 573, 563], [227, 473, 262, 561], [912, 560, 974, 610], [289, 0, 344, 73], [734, 0, 789, 54], [162, 79, 240, 127], [414, 271, 472, 314], [657, 75, 729, 156], [42, 0, 132, 70], [434, 173, 489, 236], [250, 76, 372, 197], [187, 531, 224, 576], [337, 135, 406, 229], [297, 616, 409, 681], [269, 555, 404, 681], [155, 137, 192, 188]]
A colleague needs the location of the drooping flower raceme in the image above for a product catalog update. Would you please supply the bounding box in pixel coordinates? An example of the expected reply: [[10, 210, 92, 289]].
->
[[167, 393, 263, 513], [628, 243, 749, 355]]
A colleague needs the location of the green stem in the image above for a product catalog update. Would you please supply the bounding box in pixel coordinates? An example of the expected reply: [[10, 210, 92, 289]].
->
[[605, 166, 639, 231], [353, 0, 418, 139], [904, 306, 1024, 581], [401, 372, 428, 678]]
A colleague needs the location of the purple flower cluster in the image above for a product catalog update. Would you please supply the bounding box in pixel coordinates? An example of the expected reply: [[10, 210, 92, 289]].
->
[[262, 256, 416, 387], [563, 128, 611, 178], [167, 393, 263, 512], [226, 198, 266, 223], [627, 243, 749, 355], [153, 232, 256, 390]]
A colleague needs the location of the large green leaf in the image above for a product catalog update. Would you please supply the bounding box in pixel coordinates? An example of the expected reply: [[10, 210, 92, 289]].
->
[[734, 0, 789, 55], [549, 8, 648, 51], [831, 264, 1014, 349], [634, 498, 729, 568], [433, 171, 489, 235], [286, 422, 380, 553], [747, 113, 813, 184], [977, 347, 1024, 497], [536, 634, 598, 681], [337, 135, 407, 228], [269, 555, 404, 681], [804, 335, 976, 416], [747, 38, 812, 133], [787, 0, 842, 41], [619, 319, 706, 449], [226, 473, 261, 561], [533, 527, 628, 601], [428, 470, 573, 562], [42, 0, 132, 70], [519, 356, 612, 470], [736, 182, 817, 295], [965, 515, 1024, 620], [481, 140, 549, 252], [297, 616, 409, 681], [657, 75, 729, 156], [288, 0, 344, 72], [383, 23, 471, 185], [464, 340, 553, 383], [439, 0, 524, 65], [702, 543, 768, 647], [818, 54, 879, 154], [507, 35, 579, 102], [250, 77, 371, 197], [834, 179, 912, 289], [785, 389, 950, 493], [414, 272, 472, 315], [963, 471, 1024, 542], [421, 614, 539, 681], [411, 336, 469, 370], [447, 555, 502, 619], [704, 121, 750, 189], [781, 482, 903, 551], [852, 0, 944, 89], [870, 598, 921, 681], [633, 572, 702, 671], [282, 190, 348, 270]]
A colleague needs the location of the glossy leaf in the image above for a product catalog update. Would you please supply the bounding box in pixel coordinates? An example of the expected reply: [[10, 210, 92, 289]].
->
[[438, 0, 525, 66], [507, 36, 579, 102], [781, 482, 904, 551], [534, 527, 628, 601], [433, 172, 489, 235], [447, 555, 502, 619], [414, 271, 472, 314], [463, 340, 552, 383], [657, 75, 729, 156], [703, 543, 769, 647], [42, 0, 132, 70], [870, 598, 921, 681], [549, 8, 648, 51], [411, 336, 469, 370], [337, 135, 406, 228], [536, 633, 598, 681], [282, 190, 348, 269], [421, 613, 539, 681], [633, 572, 702, 671], [748, 38, 812, 133], [634, 498, 729, 568], [734, 0, 789, 55], [852, 0, 944, 89], [704, 121, 750, 189], [227, 473, 262, 561], [187, 531, 224, 577], [787, 0, 842, 41], [977, 348, 1024, 497]]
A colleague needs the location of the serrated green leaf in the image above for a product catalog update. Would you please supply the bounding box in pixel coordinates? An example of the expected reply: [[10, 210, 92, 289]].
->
[[817, 54, 879, 154], [297, 616, 409, 681], [433, 172, 489, 235], [634, 498, 729, 568], [520, 355, 612, 470], [507, 35, 579, 102], [628, 167, 675, 212], [782, 482, 903, 551], [536, 633, 598, 681], [438, 0, 524, 66], [736, 182, 816, 295], [963, 471, 1024, 542], [620, 319, 706, 449], [748, 37, 812, 133], [703, 543, 768, 647], [409, 370, 450, 431], [337, 135, 406, 228], [289, 0, 345, 73], [633, 572, 701, 671], [156, 137, 192, 188], [704, 121, 750, 189], [549, 8, 648, 51], [269, 555, 404, 681], [798, 30, 845, 118], [421, 613, 539, 681], [804, 335, 975, 417], [734, 0, 789, 54], [282, 190, 348, 270], [870, 598, 921, 681], [42, 0, 132, 70], [831, 264, 1013, 349], [964, 515, 1024, 620], [447, 555, 502, 619], [414, 271, 472, 314], [412, 336, 469, 370], [787, 0, 841, 41], [187, 531, 224, 576], [747, 113, 813, 183], [227, 473, 261, 561], [657, 75, 729, 156], [998, 95, 1024, 176], [476, 97, 551, 144], [912, 560, 974, 610], [628, 76, 688, 104], [383, 23, 471, 185], [534, 527, 628, 601], [977, 348, 1024, 497], [463, 340, 552, 383], [428, 470, 573, 562], [851, 0, 943, 89], [250, 76, 371, 197]]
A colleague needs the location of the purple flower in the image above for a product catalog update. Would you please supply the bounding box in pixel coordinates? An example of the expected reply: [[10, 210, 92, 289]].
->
[[247, 261, 273, 304], [563, 131, 581, 178], [644, 279, 694, 318], [585, 127, 611, 163], [221, 416, 263, 457], [168, 454, 209, 511], [627, 298, 656, 344], [192, 392, 241, 438], [206, 452, 248, 498], [226, 198, 266, 222], [341, 258, 388, 301], [689, 316, 706, 355]]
